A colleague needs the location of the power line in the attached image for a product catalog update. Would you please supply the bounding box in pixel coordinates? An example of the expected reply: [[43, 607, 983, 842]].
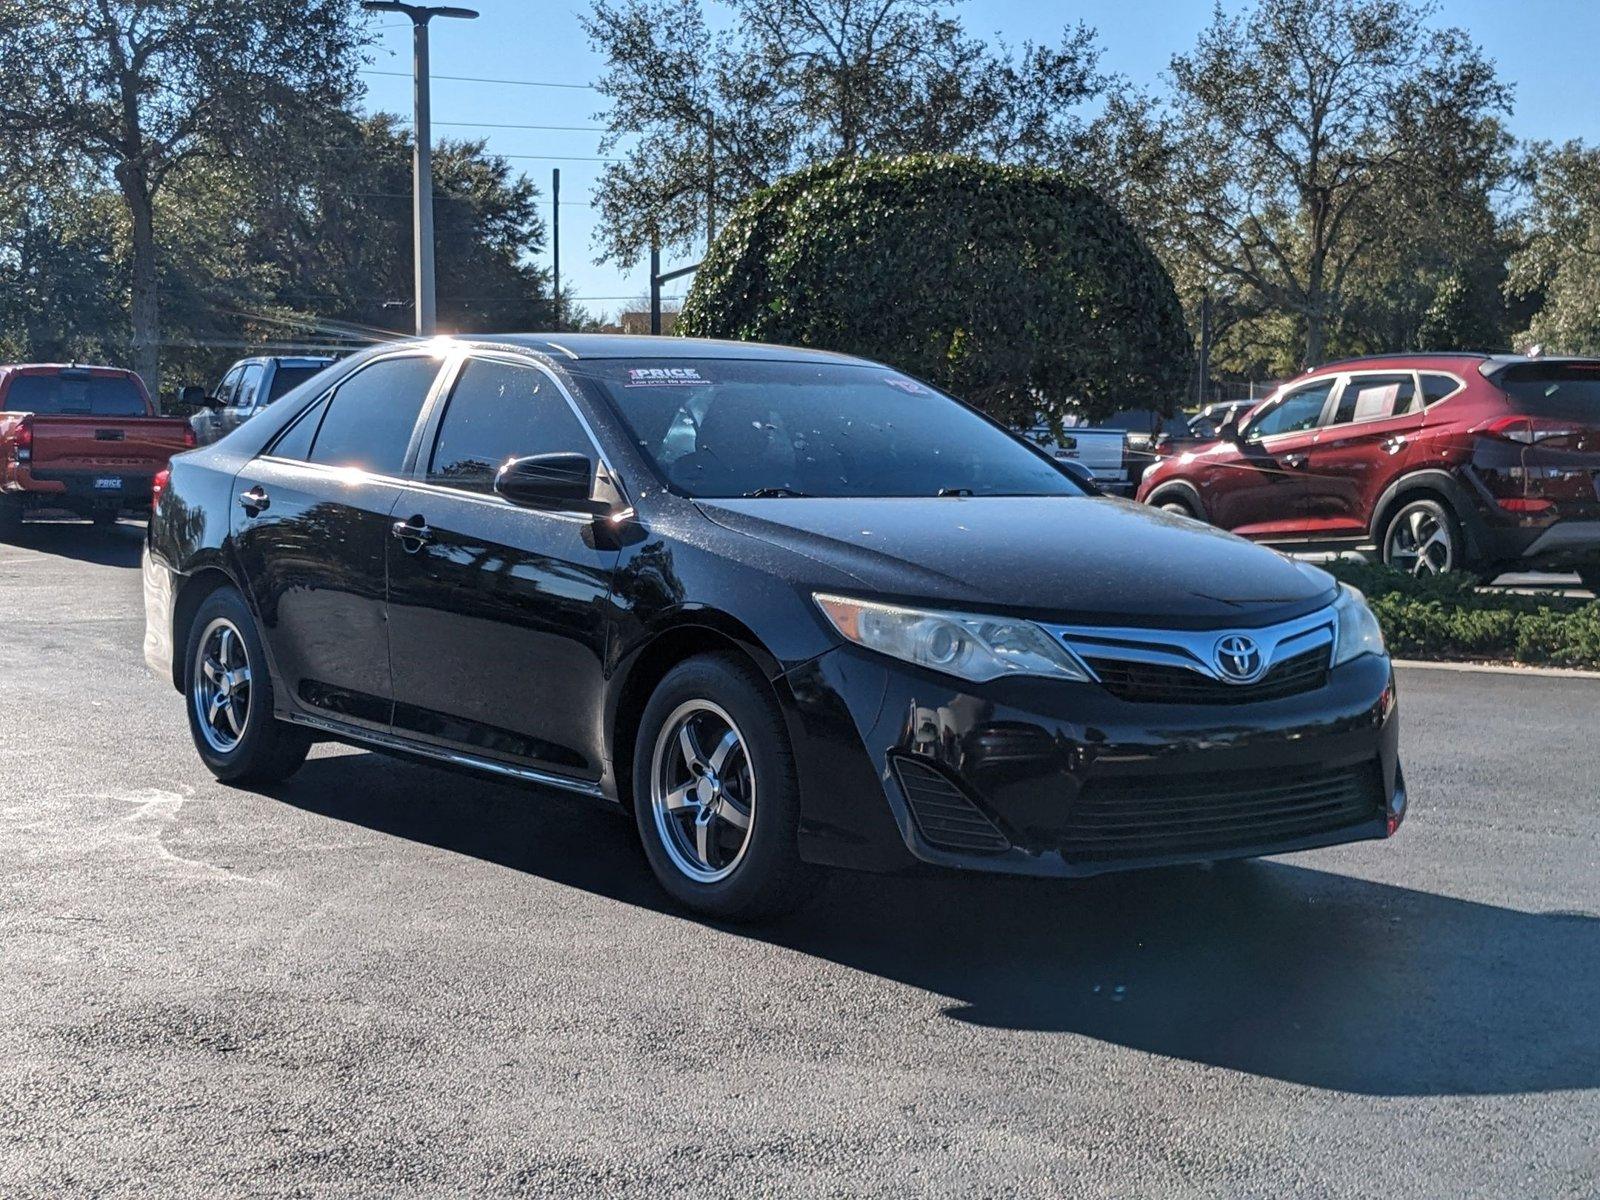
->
[[434, 120, 611, 132], [362, 68, 597, 91]]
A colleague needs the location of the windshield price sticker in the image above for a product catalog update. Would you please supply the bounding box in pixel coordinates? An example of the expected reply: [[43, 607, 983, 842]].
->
[[626, 367, 706, 387]]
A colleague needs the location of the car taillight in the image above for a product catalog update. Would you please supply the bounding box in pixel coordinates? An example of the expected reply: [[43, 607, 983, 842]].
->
[[182, 426, 197, 449], [151, 468, 170, 513], [14, 417, 32, 462], [1477, 415, 1582, 444]]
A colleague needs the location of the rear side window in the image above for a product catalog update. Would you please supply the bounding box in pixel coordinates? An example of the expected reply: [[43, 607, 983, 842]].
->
[[428, 358, 593, 493], [4, 373, 146, 417], [1420, 373, 1462, 406], [1495, 364, 1600, 422], [1330, 374, 1417, 425], [305, 356, 440, 475], [268, 397, 328, 461]]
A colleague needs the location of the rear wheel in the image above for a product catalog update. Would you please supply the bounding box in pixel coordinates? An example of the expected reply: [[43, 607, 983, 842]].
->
[[0, 498, 21, 539], [1577, 567, 1600, 598], [183, 587, 310, 785], [633, 654, 819, 921], [1382, 498, 1463, 577]]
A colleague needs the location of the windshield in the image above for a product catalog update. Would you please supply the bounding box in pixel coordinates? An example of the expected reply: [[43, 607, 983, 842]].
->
[[4, 373, 146, 417], [266, 364, 329, 403], [573, 359, 1083, 499], [1496, 363, 1600, 423]]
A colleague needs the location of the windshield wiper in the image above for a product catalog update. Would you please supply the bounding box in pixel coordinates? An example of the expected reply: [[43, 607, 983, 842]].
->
[[740, 486, 810, 498], [936, 487, 975, 497]]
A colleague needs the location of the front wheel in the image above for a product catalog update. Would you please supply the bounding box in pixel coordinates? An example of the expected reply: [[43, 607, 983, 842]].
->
[[633, 654, 819, 921], [1382, 498, 1464, 577], [183, 587, 310, 785], [1577, 566, 1600, 598]]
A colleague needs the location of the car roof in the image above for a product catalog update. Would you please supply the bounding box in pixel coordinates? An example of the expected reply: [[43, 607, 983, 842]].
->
[[459, 333, 870, 365], [0, 362, 139, 376]]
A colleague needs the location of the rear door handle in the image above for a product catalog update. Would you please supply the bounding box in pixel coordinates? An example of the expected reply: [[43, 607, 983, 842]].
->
[[391, 516, 433, 550], [1384, 435, 1407, 454], [238, 486, 270, 515], [1282, 453, 1308, 469]]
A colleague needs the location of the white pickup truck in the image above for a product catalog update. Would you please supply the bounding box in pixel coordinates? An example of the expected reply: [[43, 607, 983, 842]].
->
[[1024, 424, 1130, 495]]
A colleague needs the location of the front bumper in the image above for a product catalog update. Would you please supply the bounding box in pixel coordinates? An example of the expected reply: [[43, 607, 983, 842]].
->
[[782, 647, 1403, 878]]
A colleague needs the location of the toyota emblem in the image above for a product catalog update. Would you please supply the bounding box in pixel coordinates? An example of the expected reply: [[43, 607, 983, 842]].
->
[[1214, 634, 1266, 684]]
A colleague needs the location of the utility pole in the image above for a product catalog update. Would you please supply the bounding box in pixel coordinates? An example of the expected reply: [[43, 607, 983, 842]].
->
[[650, 237, 661, 336], [1197, 286, 1213, 407], [361, 2, 479, 336], [552, 167, 561, 330]]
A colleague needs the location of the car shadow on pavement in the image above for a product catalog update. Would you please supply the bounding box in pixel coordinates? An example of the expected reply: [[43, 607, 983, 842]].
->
[[281, 749, 1600, 1099], [0, 518, 145, 566]]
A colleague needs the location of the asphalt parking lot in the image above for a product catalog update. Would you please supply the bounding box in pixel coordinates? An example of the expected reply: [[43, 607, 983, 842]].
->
[[2, 519, 1597, 1198]]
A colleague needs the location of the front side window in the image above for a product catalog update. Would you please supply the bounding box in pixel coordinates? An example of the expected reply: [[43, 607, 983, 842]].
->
[[1329, 374, 1417, 425], [215, 366, 243, 407], [428, 358, 593, 493], [236, 363, 266, 409], [304, 356, 440, 476], [1247, 382, 1334, 441], [573, 359, 1082, 499]]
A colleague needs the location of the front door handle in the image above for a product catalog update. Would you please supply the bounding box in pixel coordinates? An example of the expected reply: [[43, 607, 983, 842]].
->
[[391, 516, 433, 551], [238, 486, 270, 515]]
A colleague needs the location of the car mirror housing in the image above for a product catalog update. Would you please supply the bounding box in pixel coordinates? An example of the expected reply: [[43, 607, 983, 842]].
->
[[494, 452, 612, 515], [1055, 458, 1101, 494]]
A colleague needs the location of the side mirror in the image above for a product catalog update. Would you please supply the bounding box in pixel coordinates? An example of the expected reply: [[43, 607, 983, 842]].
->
[[1217, 413, 1243, 443], [1056, 458, 1101, 494], [179, 384, 208, 409], [494, 452, 611, 515]]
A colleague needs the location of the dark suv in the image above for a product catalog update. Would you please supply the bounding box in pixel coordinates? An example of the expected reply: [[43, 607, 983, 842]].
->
[[144, 335, 1403, 920], [1138, 353, 1600, 588]]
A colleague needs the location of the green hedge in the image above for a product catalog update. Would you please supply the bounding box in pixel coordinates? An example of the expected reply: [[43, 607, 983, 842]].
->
[[1324, 561, 1600, 669], [679, 154, 1190, 427]]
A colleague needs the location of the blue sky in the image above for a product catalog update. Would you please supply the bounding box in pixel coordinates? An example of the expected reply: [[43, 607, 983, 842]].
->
[[359, 0, 1600, 324]]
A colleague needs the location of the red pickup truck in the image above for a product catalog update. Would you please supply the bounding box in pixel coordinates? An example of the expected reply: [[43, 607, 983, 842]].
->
[[0, 363, 195, 533]]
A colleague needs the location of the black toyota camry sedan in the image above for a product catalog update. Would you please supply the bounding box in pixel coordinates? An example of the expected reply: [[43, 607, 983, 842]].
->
[[143, 335, 1405, 919]]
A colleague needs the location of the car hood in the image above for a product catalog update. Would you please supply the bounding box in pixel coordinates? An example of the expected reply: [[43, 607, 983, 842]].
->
[[695, 495, 1335, 628]]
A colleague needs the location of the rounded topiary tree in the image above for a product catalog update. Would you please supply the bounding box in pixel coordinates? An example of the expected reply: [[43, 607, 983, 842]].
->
[[678, 154, 1190, 427]]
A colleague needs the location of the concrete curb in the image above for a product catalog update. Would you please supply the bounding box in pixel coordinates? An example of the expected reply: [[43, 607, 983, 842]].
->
[[1393, 658, 1600, 680]]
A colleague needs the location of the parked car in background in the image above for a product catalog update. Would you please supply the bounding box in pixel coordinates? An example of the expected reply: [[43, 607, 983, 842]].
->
[[144, 334, 1403, 922], [0, 363, 194, 534], [186, 356, 335, 445], [1179, 399, 1261, 444], [1138, 352, 1600, 590]]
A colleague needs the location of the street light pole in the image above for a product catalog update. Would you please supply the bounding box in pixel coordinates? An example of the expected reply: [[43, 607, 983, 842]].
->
[[361, 2, 479, 336]]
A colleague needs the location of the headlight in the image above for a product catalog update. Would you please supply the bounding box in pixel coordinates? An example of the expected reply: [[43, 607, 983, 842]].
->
[[1332, 583, 1386, 665], [813, 594, 1090, 683]]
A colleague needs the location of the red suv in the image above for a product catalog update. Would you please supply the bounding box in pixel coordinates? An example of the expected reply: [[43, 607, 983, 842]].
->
[[1137, 353, 1600, 590]]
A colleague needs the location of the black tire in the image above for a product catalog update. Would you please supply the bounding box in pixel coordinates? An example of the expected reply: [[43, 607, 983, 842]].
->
[[182, 586, 311, 786], [632, 653, 820, 921], [1381, 497, 1467, 577], [1577, 566, 1600, 598], [1151, 491, 1198, 520], [91, 509, 118, 528], [0, 498, 22, 539]]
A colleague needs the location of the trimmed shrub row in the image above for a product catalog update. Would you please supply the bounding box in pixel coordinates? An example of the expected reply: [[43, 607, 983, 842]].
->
[[1324, 561, 1600, 670]]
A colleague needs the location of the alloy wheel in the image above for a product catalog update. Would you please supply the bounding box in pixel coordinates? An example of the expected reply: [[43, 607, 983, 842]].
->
[[1387, 507, 1454, 576], [649, 699, 756, 884], [192, 617, 252, 753]]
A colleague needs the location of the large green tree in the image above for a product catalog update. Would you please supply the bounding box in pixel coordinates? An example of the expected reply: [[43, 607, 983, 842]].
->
[[582, 0, 1111, 267], [0, 0, 366, 392], [1507, 140, 1600, 354], [680, 155, 1190, 427], [1109, 0, 1513, 371]]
